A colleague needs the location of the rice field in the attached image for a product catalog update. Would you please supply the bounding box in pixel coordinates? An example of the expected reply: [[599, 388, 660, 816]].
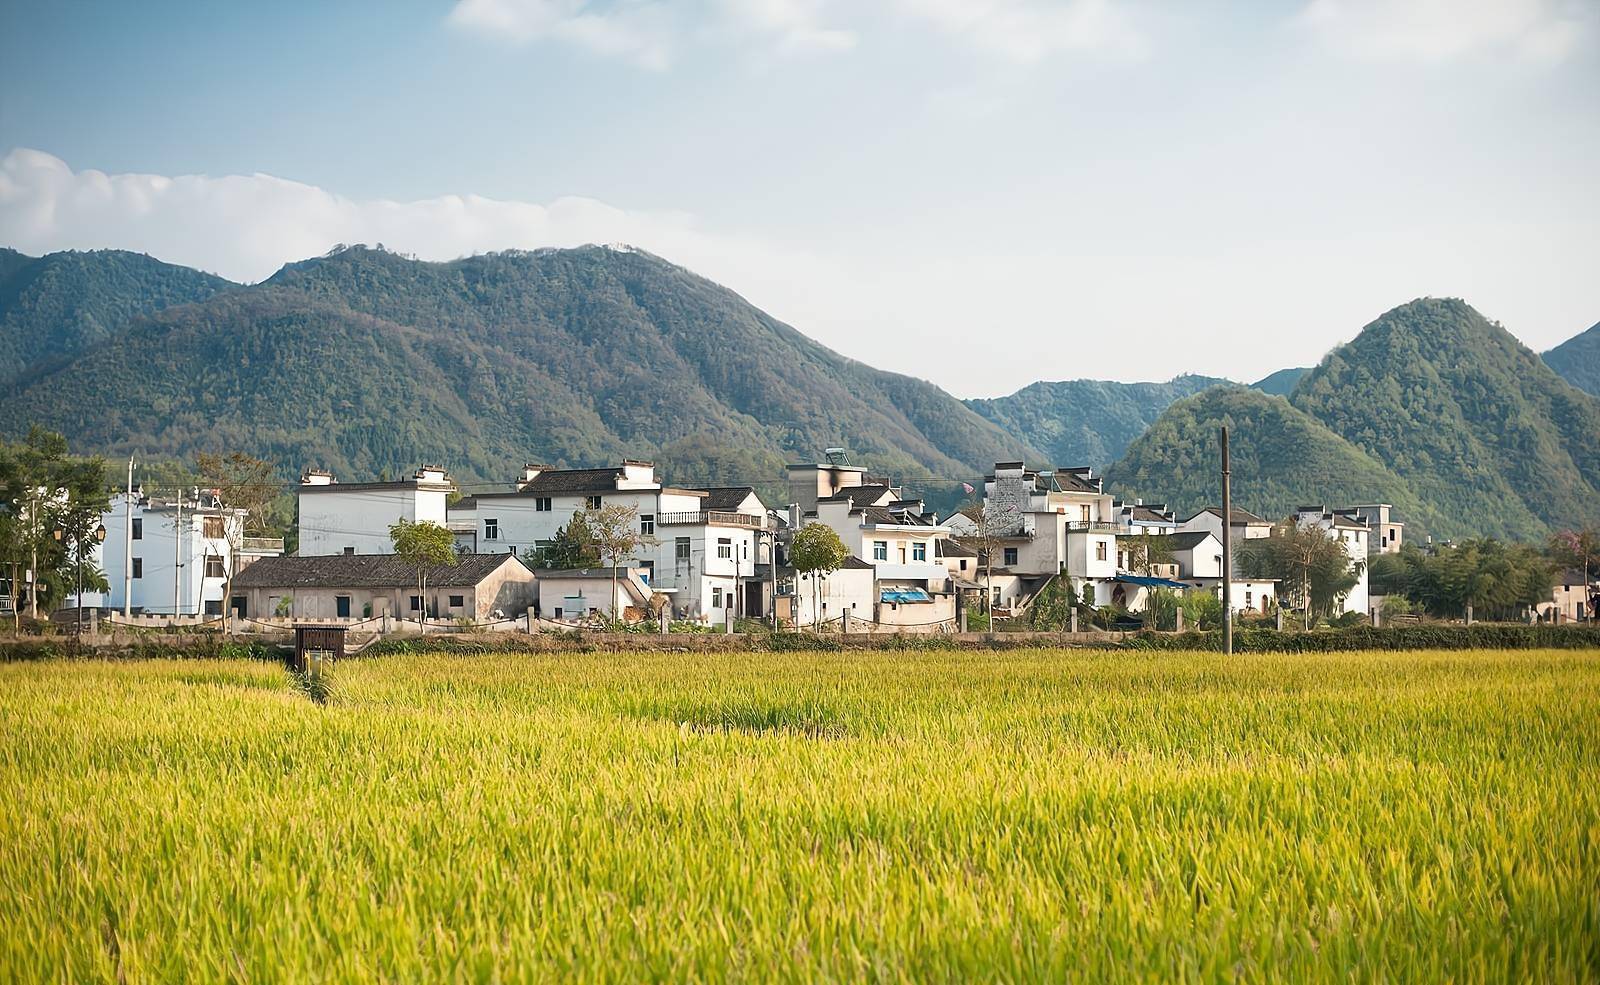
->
[[1, 648, 1597, 982]]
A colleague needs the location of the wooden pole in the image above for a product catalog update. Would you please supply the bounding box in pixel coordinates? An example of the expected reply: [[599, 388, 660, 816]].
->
[[1220, 426, 1233, 656]]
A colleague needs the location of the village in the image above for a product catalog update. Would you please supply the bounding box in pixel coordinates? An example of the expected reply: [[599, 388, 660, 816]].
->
[[39, 445, 1579, 639]]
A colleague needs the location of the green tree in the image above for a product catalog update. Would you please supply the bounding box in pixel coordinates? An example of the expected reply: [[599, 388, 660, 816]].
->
[[1548, 527, 1600, 582], [527, 512, 600, 570], [389, 519, 457, 622], [584, 504, 652, 622], [790, 524, 850, 632], [0, 427, 108, 619], [1375, 541, 1554, 621], [1237, 522, 1358, 622]]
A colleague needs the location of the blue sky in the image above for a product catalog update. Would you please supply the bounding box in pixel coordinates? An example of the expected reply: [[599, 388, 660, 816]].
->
[[2, 0, 1597, 396]]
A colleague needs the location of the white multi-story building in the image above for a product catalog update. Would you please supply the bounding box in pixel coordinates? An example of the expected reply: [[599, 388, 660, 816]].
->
[[790, 460, 957, 628], [296, 467, 455, 556], [1295, 505, 1370, 616], [451, 461, 769, 622], [85, 491, 283, 616], [1180, 506, 1274, 558], [1336, 503, 1404, 556], [976, 462, 1121, 605]]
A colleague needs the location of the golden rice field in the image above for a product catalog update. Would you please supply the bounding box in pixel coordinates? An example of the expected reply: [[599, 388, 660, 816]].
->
[[1, 648, 1597, 982]]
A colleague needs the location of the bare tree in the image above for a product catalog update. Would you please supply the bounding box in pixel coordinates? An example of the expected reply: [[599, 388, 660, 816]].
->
[[584, 504, 655, 622], [196, 452, 277, 633]]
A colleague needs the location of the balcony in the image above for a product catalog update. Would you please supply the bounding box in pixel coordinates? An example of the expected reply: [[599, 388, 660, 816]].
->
[[1065, 521, 1121, 535], [657, 511, 768, 530]]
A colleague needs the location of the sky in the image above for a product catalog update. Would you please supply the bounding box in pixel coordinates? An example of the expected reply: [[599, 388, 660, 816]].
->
[[1, 0, 1597, 398]]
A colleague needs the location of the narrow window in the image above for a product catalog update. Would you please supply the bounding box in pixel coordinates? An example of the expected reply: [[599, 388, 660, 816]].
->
[[640, 514, 655, 536], [484, 518, 500, 541], [912, 542, 926, 562], [203, 516, 224, 539], [535, 497, 552, 512], [132, 518, 143, 540], [717, 538, 732, 560], [1095, 541, 1108, 562], [712, 587, 723, 607], [873, 541, 888, 561], [1003, 547, 1018, 566], [132, 558, 143, 579], [1080, 504, 1091, 522], [586, 495, 602, 510], [204, 555, 224, 579], [676, 537, 691, 562], [335, 595, 351, 618], [409, 595, 423, 611]]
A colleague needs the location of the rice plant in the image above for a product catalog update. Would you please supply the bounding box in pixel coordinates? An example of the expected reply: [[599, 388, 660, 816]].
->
[[0, 648, 1595, 982]]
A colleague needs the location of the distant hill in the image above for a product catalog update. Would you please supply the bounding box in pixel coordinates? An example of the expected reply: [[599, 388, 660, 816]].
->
[[965, 375, 1225, 469], [1290, 298, 1600, 541], [0, 245, 1034, 504], [0, 248, 232, 386], [1107, 386, 1446, 531], [1249, 367, 1308, 397], [1542, 321, 1600, 397]]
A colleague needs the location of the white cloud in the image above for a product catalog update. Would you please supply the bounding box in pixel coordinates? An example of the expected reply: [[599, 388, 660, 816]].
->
[[447, 0, 856, 68], [892, 0, 1145, 62], [1300, 0, 1592, 63], [447, 0, 1145, 67]]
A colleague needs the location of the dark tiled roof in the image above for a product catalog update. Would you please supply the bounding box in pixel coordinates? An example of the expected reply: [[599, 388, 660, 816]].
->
[[937, 540, 977, 557], [516, 467, 631, 494], [819, 484, 892, 504], [235, 552, 526, 589], [1191, 506, 1269, 524], [1145, 531, 1218, 551], [858, 506, 935, 526], [1129, 506, 1173, 523], [1050, 469, 1101, 494], [700, 486, 760, 511]]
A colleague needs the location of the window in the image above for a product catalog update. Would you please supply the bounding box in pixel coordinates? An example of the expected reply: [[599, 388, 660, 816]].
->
[[535, 497, 552, 512], [204, 599, 221, 616], [1081, 504, 1091, 522], [132, 518, 142, 540], [586, 495, 602, 510], [1095, 541, 1108, 562], [335, 595, 351, 618], [912, 542, 927, 562], [960, 560, 968, 571], [873, 541, 888, 561], [898, 545, 907, 563], [203, 555, 224, 579], [132, 558, 142, 579], [712, 587, 723, 608], [717, 538, 732, 560], [484, 518, 500, 540], [640, 514, 655, 536], [409, 595, 423, 611], [448, 594, 465, 608], [1244, 590, 1253, 609], [675, 537, 691, 562], [203, 516, 224, 539], [1003, 547, 1018, 566]]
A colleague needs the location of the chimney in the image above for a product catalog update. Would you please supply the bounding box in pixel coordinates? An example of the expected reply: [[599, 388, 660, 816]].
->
[[517, 464, 547, 489]]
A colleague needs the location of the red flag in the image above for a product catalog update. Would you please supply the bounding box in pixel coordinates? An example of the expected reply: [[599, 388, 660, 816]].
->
[[962, 482, 975, 495]]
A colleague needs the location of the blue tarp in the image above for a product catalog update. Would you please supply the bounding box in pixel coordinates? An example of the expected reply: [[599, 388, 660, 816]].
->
[[1113, 574, 1189, 589], [880, 588, 933, 603]]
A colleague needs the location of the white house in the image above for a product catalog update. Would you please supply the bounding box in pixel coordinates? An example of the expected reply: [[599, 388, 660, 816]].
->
[[760, 556, 878, 629], [1336, 504, 1404, 556], [451, 462, 769, 623], [1180, 506, 1273, 561], [86, 491, 283, 616], [1295, 506, 1370, 616], [296, 467, 455, 557], [232, 551, 533, 623], [531, 567, 656, 624], [977, 462, 1121, 606]]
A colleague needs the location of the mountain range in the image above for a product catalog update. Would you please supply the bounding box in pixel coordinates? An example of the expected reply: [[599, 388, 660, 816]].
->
[[1, 245, 1596, 537]]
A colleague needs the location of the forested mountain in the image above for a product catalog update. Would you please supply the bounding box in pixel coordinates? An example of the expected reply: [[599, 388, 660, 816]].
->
[[1113, 299, 1600, 540], [0, 246, 1033, 503], [0, 248, 232, 386], [965, 375, 1225, 468], [1290, 298, 1600, 541], [1108, 386, 1447, 531], [1542, 322, 1600, 396], [1250, 367, 1308, 397]]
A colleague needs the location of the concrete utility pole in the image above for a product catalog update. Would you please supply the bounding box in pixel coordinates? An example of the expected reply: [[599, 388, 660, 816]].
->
[[173, 489, 183, 616], [1220, 426, 1234, 656], [123, 455, 135, 618]]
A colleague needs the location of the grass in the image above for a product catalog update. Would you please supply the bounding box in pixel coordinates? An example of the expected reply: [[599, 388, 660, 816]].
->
[[1, 649, 1596, 982]]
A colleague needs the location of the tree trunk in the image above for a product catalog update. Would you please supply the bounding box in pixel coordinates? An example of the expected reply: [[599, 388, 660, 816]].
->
[[611, 558, 619, 623]]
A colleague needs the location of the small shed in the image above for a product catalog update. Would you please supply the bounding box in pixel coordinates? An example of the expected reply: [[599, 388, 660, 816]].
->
[[292, 625, 345, 675]]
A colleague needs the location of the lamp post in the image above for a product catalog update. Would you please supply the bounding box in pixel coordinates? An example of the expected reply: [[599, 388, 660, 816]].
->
[[54, 517, 107, 644]]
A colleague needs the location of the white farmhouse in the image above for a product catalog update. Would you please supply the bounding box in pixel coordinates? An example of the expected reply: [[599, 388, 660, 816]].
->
[[1294, 505, 1370, 616], [978, 462, 1121, 606], [86, 491, 282, 616], [296, 467, 455, 556]]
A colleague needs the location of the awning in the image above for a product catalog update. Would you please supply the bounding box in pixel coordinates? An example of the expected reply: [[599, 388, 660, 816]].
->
[[1113, 574, 1189, 589], [880, 588, 933, 603]]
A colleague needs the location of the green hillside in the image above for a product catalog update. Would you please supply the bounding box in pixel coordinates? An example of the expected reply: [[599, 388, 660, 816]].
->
[[1250, 367, 1308, 397], [1290, 298, 1600, 540], [966, 375, 1225, 468], [1107, 386, 1445, 531], [0, 246, 1033, 503], [1542, 322, 1600, 397], [0, 248, 232, 386]]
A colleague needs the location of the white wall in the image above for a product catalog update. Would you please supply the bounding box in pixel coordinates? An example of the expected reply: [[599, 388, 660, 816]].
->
[[88, 495, 241, 614], [298, 486, 450, 556]]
